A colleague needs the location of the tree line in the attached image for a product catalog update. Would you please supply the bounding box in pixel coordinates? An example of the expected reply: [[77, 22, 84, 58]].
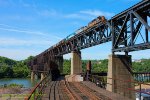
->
[[0, 56, 34, 78], [0, 56, 150, 78], [63, 59, 150, 74]]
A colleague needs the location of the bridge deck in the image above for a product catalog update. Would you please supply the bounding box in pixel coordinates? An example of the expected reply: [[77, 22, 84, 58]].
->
[[41, 80, 131, 100]]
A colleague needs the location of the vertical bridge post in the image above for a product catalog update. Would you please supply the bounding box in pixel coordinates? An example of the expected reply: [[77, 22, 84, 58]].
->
[[86, 60, 91, 81]]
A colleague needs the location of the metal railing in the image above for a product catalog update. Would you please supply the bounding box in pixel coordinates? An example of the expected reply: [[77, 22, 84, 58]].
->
[[25, 75, 51, 100], [88, 75, 150, 100], [88, 75, 107, 89], [134, 72, 150, 82]]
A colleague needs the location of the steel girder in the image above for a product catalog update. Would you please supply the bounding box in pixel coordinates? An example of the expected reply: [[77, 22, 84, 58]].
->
[[29, 0, 150, 72], [53, 23, 111, 56], [112, 0, 150, 53]]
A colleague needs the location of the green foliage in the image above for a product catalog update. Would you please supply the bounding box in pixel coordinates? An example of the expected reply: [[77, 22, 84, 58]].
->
[[132, 59, 150, 72], [63, 58, 150, 74], [0, 64, 13, 78], [63, 59, 71, 74], [1, 55, 150, 78], [0, 83, 24, 88], [0, 56, 32, 78], [8, 83, 23, 88], [0, 56, 17, 65], [22, 56, 34, 65], [62, 59, 108, 74], [91, 59, 108, 73], [13, 62, 30, 78]]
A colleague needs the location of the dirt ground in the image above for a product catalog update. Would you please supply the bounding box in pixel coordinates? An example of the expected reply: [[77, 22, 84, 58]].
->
[[0, 87, 32, 100]]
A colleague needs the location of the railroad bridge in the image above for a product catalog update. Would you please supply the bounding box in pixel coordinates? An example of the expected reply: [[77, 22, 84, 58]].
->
[[27, 0, 150, 99]]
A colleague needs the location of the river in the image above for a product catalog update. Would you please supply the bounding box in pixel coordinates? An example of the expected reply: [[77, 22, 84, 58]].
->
[[0, 78, 39, 88]]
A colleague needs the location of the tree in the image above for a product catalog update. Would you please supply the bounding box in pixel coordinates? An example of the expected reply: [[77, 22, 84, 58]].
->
[[63, 59, 71, 74], [13, 62, 30, 78], [0, 64, 13, 78]]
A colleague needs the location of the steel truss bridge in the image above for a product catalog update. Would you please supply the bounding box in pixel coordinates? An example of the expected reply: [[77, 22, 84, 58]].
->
[[29, 0, 150, 78]]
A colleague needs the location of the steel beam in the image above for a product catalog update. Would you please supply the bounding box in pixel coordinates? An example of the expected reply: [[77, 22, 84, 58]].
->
[[30, 0, 150, 72]]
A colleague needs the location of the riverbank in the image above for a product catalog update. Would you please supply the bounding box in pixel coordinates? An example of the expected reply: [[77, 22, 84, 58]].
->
[[0, 87, 32, 100]]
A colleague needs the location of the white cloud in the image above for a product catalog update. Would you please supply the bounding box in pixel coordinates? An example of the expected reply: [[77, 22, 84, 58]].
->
[[0, 24, 46, 36], [64, 13, 92, 20], [0, 37, 53, 46], [65, 13, 82, 19], [64, 10, 115, 20], [0, 27, 46, 35], [36, 9, 114, 20], [37, 9, 58, 17], [19, 0, 32, 7], [0, 23, 62, 40], [80, 10, 115, 18], [0, 48, 40, 60]]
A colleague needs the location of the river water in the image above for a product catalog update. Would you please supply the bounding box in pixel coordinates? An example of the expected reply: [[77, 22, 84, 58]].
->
[[0, 78, 39, 88]]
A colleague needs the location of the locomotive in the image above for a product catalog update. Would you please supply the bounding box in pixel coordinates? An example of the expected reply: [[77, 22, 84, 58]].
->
[[75, 16, 106, 34], [88, 16, 106, 28], [53, 16, 106, 47]]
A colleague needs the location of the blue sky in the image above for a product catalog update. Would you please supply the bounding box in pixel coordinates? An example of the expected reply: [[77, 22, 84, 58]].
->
[[0, 0, 149, 60]]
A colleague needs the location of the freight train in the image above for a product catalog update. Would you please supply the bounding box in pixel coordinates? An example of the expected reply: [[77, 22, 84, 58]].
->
[[53, 16, 106, 48]]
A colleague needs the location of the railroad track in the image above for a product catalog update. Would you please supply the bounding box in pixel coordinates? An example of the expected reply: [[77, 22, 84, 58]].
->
[[73, 82, 101, 100], [60, 81, 108, 100], [58, 80, 76, 100], [79, 82, 112, 100], [41, 80, 131, 100], [42, 81, 106, 100]]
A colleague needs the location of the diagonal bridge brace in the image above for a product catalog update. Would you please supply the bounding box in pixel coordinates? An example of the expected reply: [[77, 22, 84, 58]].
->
[[113, 13, 130, 48]]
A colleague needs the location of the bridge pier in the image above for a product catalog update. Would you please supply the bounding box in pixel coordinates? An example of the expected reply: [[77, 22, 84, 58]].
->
[[106, 54, 135, 99], [71, 51, 82, 75], [31, 71, 38, 80], [31, 71, 34, 80], [41, 73, 45, 80], [66, 50, 83, 82]]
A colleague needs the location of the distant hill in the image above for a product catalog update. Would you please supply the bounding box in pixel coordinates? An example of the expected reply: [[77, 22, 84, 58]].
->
[[0, 56, 34, 66], [0, 56, 34, 78], [0, 56, 17, 66]]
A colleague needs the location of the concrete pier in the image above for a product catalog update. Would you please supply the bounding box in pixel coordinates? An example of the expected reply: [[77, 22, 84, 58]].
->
[[41, 73, 45, 80], [31, 71, 38, 80], [71, 51, 82, 75], [66, 51, 83, 82], [106, 54, 135, 99], [31, 71, 35, 80]]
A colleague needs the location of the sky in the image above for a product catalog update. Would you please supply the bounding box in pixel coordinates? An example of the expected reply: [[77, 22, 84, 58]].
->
[[0, 0, 149, 60]]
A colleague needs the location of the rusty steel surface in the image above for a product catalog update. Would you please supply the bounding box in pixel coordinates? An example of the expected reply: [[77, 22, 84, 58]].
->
[[86, 60, 91, 71], [25, 75, 51, 100], [41, 80, 132, 100]]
